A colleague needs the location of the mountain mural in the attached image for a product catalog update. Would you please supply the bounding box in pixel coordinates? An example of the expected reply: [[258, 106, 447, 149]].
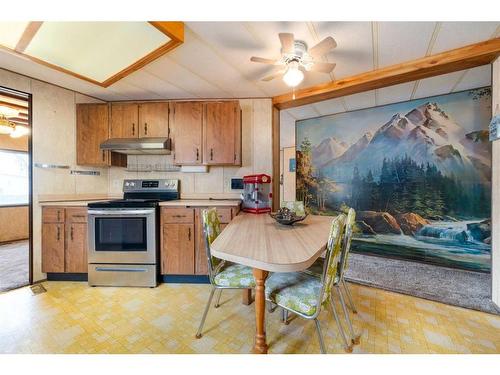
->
[[318, 102, 491, 184], [296, 88, 492, 272]]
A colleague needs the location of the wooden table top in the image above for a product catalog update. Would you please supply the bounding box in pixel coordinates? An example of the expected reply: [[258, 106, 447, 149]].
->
[[210, 212, 335, 272]]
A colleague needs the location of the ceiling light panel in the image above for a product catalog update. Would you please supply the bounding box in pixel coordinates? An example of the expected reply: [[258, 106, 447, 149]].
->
[[25, 22, 170, 83], [0, 22, 29, 49]]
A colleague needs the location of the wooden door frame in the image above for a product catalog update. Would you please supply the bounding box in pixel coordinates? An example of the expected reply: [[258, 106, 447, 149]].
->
[[270, 38, 500, 211], [0, 85, 32, 285]]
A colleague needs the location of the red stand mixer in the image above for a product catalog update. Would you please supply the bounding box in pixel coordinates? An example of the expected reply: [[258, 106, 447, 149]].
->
[[241, 174, 272, 213]]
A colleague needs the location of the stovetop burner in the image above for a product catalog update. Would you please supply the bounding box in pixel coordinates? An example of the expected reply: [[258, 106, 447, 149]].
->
[[88, 179, 180, 209]]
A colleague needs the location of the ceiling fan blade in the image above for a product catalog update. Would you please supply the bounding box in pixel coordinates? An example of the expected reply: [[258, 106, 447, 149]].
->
[[309, 62, 336, 73], [261, 70, 286, 82], [279, 33, 295, 54], [309, 37, 337, 58], [250, 56, 278, 65]]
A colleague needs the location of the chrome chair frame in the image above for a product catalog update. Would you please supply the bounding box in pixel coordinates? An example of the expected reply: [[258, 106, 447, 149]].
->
[[195, 209, 254, 339], [265, 215, 351, 354]]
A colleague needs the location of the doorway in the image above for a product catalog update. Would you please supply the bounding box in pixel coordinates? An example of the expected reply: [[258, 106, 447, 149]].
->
[[0, 86, 32, 292]]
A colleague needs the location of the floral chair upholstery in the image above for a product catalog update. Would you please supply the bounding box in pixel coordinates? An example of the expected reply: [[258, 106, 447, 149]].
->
[[196, 208, 256, 339], [280, 201, 306, 216], [201, 208, 256, 289], [264, 215, 346, 353]]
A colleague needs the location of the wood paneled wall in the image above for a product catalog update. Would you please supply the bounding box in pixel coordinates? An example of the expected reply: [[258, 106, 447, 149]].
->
[[0, 134, 28, 152], [0, 206, 28, 243]]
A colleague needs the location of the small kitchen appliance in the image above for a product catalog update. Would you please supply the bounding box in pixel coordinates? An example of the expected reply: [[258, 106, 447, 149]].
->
[[241, 174, 272, 213], [87, 179, 179, 287]]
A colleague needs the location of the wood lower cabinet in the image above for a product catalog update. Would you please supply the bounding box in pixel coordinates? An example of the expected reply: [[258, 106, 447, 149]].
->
[[161, 205, 240, 276], [162, 223, 195, 274], [41, 207, 88, 274], [41, 223, 65, 273]]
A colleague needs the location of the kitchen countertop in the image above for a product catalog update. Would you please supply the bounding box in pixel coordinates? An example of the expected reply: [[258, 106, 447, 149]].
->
[[39, 198, 241, 207], [159, 199, 241, 207]]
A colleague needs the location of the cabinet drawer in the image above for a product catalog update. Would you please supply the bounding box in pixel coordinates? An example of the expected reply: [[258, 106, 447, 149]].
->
[[162, 208, 194, 223], [215, 208, 232, 223], [65, 208, 88, 223], [42, 207, 65, 223]]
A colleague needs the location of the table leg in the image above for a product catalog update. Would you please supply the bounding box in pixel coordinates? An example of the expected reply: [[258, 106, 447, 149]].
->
[[252, 268, 269, 354], [242, 289, 253, 305]]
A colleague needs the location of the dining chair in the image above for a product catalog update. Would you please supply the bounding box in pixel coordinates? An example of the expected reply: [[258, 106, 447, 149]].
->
[[264, 214, 351, 354], [280, 200, 306, 216], [304, 208, 359, 344], [195, 208, 256, 339]]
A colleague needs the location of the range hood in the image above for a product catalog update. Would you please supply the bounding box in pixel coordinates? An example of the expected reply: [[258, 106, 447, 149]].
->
[[100, 137, 172, 155]]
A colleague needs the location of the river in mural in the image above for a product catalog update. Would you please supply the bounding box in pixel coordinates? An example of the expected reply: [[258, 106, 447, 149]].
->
[[296, 87, 492, 272]]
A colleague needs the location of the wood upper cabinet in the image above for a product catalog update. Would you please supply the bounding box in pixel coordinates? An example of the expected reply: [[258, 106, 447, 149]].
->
[[76, 104, 126, 167], [138, 102, 170, 138], [110, 103, 139, 138], [41, 223, 65, 273], [203, 101, 241, 165], [162, 224, 195, 275], [171, 102, 203, 165], [76, 104, 109, 166]]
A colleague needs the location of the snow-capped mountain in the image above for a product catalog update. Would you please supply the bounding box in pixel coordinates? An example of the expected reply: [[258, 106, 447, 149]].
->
[[312, 137, 348, 167], [312, 102, 491, 184]]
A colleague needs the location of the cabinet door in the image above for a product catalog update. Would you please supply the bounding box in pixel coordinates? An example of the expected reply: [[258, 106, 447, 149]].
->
[[41, 223, 65, 273], [162, 224, 195, 274], [172, 102, 202, 165], [76, 104, 110, 166], [65, 223, 88, 273], [138, 102, 169, 137], [203, 102, 240, 165], [110, 103, 139, 138]]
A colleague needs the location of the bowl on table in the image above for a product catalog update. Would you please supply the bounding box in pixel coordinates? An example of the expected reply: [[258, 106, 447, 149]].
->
[[269, 207, 308, 226]]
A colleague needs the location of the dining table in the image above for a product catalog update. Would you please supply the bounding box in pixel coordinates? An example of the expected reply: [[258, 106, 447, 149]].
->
[[210, 212, 335, 354]]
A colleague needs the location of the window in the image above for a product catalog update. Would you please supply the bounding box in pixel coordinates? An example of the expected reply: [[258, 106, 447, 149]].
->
[[0, 149, 29, 206]]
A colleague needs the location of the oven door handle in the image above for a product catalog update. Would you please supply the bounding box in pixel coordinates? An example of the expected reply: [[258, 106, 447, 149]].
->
[[94, 267, 149, 273], [87, 209, 155, 216]]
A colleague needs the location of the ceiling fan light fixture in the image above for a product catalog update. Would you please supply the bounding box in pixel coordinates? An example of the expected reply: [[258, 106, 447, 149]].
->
[[0, 114, 16, 135], [283, 61, 304, 87], [10, 124, 30, 138]]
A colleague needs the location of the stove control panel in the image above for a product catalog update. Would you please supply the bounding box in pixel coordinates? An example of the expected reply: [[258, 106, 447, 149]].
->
[[123, 179, 179, 193]]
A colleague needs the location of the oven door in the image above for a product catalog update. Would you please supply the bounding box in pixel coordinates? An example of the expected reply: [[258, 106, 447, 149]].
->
[[88, 208, 156, 264]]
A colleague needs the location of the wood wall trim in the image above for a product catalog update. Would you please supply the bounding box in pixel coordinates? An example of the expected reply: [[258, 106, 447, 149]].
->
[[15, 22, 43, 53], [272, 106, 280, 211], [273, 38, 500, 109]]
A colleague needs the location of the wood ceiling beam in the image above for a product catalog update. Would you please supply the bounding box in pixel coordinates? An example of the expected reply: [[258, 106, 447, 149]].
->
[[272, 37, 500, 110], [0, 100, 28, 112], [15, 22, 43, 52]]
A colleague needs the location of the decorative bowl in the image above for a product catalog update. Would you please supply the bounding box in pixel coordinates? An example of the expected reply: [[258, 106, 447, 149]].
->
[[269, 207, 308, 226]]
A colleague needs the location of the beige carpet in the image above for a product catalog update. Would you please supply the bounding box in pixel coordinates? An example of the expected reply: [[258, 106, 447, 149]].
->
[[0, 240, 29, 292]]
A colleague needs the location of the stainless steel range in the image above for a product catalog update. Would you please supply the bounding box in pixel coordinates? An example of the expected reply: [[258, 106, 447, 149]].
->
[[87, 179, 179, 287]]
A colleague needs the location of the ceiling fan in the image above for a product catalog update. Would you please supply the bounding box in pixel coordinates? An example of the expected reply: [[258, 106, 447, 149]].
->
[[250, 33, 337, 87]]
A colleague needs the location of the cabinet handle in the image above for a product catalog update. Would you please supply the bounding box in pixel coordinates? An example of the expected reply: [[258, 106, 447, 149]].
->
[[57, 226, 60, 241], [70, 225, 74, 241], [196, 148, 199, 161], [132, 123, 135, 136], [210, 148, 213, 161], [57, 211, 60, 222], [188, 227, 191, 241], [144, 122, 148, 135], [172, 214, 186, 218]]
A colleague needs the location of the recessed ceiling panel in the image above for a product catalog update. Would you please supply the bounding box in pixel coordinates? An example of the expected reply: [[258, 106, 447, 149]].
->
[[25, 22, 170, 83], [0, 22, 29, 49]]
